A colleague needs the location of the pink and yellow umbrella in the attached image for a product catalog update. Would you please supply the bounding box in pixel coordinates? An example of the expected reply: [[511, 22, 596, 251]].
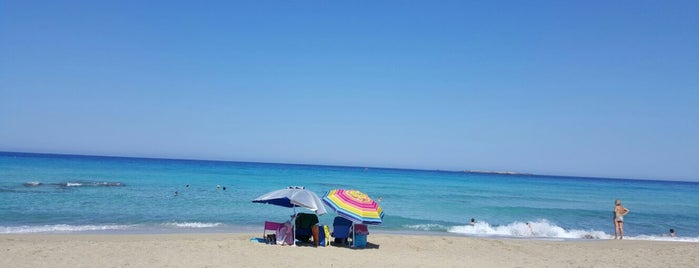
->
[[322, 189, 383, 225]]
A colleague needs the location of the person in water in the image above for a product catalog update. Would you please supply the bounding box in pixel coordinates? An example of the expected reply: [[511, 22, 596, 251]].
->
[[613, 199, 630, 239], [470, 218, 476, 225]]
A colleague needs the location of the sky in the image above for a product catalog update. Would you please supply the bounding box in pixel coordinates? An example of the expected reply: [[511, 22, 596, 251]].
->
[[1, 1, 697, 181]]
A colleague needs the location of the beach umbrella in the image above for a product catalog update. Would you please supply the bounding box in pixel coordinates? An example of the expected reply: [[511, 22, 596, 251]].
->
[[323, 189, 383, 247], [252, 186, 327, 215], [322, 189, 383, 225], [252, 186, 327, 245]]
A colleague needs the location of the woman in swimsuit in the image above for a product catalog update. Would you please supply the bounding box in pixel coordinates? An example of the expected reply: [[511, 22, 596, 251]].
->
[[614, 199, 630, 239]]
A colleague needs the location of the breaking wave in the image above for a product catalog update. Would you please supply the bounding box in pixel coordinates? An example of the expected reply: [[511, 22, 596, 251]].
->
[[448, 219, 607, 239], [59, 181, 125, 187], [163, 222, 223, 228], [405, 223, 451, 232], [23, 181, 42, 187], [446, 219, 699, 242], [0, 224, 133, 234], [22, 181, 125, 188]]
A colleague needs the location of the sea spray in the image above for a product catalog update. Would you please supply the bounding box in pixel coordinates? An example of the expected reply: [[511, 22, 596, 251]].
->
[[447, 219, 610, 239]]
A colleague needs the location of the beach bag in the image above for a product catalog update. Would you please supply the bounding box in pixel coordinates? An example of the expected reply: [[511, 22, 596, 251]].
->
[[276, 222, 294, 245], [312, 225, 330, 247], [320, 225, 330, 246]]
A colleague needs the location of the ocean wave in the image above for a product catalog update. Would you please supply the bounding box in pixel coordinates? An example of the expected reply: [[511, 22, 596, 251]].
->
[[163, 222, 223, 228], [626, 235, 699, 243], [0, 224, 133, 234], [446, 219, 699, 242], [23, 181, 42, 187], [448, 219, 611, 239], [405, 223, 451, 232], [22, 181, 126, 188], [0, 187, 19, 193], [60, 181, 125, 187]]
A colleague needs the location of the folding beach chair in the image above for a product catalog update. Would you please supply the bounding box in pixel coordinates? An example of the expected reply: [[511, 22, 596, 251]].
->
[[263, 221, 283, 243], [331, 216, 352, 246]]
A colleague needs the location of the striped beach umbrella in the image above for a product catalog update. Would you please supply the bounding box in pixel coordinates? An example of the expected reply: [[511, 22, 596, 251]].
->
[[322, 189, 383, 225]]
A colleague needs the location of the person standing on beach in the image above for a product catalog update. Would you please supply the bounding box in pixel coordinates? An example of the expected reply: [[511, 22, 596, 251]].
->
[[614, 199, 630, 239]]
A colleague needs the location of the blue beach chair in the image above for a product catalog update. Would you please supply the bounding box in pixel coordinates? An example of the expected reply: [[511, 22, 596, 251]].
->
[[331, 216, 352, 246]]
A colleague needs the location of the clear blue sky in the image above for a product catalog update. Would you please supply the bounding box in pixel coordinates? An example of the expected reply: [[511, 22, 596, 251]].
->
[[1, 1, 697, 181]]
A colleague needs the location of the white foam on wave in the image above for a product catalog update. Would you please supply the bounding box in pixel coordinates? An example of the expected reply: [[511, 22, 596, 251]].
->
[[65, 182, 83, 187], [164, 222, 223, 228], [626, 235, 699, 243], [0, 224, 132, 234], [448, 219, 610, 239], [405, 223, 451, 232], [447, 219, 699, 242]]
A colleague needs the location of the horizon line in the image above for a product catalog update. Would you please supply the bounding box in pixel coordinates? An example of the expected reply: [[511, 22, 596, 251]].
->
[[0, 150, 695, 184]]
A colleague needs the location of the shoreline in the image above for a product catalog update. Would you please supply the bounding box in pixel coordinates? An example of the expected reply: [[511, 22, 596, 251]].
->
[[4, 223, 697, 243], [2, 233, 697, 267]]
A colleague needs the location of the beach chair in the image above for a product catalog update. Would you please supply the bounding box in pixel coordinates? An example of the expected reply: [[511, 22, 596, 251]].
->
[[295, 213, 319, 243], [263, 221, 283, 244], [331, 216, 352, 246]]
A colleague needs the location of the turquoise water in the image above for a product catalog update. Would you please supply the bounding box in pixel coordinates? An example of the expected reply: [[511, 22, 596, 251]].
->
[[1, 152, 697, 241]]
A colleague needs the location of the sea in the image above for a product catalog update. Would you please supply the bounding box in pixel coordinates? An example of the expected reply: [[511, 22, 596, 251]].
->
[[1, 151, 697, 242]]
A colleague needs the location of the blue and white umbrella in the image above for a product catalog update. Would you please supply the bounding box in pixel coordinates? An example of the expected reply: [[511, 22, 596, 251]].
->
[[252, 186, 327, 215], [252, 186, 327, 245]]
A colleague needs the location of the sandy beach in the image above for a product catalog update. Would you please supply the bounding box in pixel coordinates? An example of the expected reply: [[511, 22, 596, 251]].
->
[[1, 233, 697, 268]]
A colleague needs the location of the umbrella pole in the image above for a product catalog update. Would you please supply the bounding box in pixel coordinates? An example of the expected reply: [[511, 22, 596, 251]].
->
[[292, 206, 296, 247], [351, 223, 355, 247]]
